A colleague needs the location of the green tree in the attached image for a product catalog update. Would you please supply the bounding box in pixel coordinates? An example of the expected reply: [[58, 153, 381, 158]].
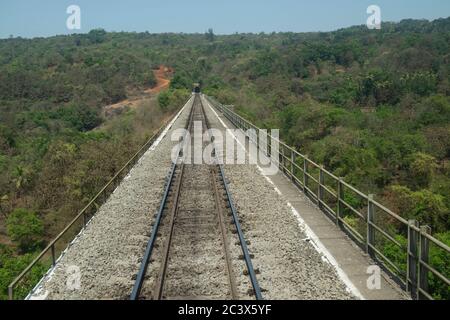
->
[[388, 186, 448, 232], [6, 209, 44, 253], [0, 125, 15, 152], [158, 91, 170, 110], [12, 165, 33, 193], [87, 28, 107, 44], [0, 245, 48, 300], [58, 103, 102, 131], [406, 153, 437, 189], [205, 28, 215, 42], [429, 232, 450, 299]]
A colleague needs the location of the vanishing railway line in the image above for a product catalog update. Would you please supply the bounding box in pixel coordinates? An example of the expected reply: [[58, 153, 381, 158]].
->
[[13, 92, 431, 301], [130, 94, 262, 300], [12, 91, 444, 301]]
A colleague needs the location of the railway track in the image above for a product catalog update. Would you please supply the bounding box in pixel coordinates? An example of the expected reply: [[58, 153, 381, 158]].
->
[[130, 94, 262, 300]]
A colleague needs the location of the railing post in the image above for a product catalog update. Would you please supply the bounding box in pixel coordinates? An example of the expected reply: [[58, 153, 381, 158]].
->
[[418, 225, 431, 300], [337, 178, 344, 227], [280, 146, 285, 172], [8, 284, 13, 300], [51, 244, 56, 267], [291, 151, 296, 182], [256, 129, 260, 151], [407, 219, 420, 300], [367, 195, 375, 256], [318, 166, 324, 210], [303, 156, 308, 194], [83, 211, 87, 228]]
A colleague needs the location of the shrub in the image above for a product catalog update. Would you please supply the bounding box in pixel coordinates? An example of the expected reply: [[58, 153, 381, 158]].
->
[[6, 209, 44, 253]]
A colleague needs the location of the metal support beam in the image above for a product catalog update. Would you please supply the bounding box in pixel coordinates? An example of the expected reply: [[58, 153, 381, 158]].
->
[[367, 195, 375, 256], [407, 219, 420, 299], [318, 166, 324, 210], [418, 225, 431, 300]]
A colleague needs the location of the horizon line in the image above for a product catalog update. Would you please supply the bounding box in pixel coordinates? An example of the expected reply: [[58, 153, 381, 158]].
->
[[1, 16, 449, 41]]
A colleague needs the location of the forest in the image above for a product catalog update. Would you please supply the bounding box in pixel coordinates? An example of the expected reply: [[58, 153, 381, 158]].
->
[[0, 18, 449, 299]]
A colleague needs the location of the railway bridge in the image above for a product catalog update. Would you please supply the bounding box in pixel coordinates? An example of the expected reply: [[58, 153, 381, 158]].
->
[[8, 94, 449, 300]]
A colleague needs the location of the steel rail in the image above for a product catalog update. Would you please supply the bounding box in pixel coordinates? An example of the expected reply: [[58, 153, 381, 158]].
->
[[201, 99, 239, 300], [155, 95, 241, 300], [211, 166, 239, 300], [152, 96, 199, 300], [153, 162, 185, 300], [200, 95, 263, 300], [129, 160, 178, 300], [130, 98, 195, 300]]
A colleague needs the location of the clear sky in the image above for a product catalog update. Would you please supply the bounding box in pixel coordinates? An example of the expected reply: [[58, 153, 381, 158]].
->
[[1, 0, 450, 39]]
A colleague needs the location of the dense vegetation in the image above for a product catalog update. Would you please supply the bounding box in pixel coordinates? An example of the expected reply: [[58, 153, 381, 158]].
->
[[0, 18, 449, 299], [0, 29, 189, 299]]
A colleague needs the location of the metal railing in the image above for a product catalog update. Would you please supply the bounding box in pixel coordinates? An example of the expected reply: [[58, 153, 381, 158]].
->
[[206, 95, 450, 300], [7, 110, 180, 300]]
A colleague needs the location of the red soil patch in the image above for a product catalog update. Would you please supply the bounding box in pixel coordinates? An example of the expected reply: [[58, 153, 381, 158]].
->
[[103, 65, 173, 117], [146, 65, 173, 94]]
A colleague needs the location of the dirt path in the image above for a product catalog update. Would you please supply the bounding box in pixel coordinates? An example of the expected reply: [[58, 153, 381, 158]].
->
[[103, 65, 173, 117], [146, 65, 173, 94]]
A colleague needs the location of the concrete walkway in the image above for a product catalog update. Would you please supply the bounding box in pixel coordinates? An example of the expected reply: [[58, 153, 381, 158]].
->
[[208, 100, 408, 300]]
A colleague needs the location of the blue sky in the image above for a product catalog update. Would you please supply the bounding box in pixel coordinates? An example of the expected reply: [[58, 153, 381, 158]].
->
[[1, 0, 449, 38]]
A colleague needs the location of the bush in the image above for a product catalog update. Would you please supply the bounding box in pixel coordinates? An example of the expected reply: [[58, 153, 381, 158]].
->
[[0, 245, 48, 300], [6, 209, 44, 253], [158, 89, 190, 112], [388, 185, 448, 232], [158, 91, 170, 110], [429, 232, 450, 300], [407, 152, 437, 189], [58, 104, 102, 132], [0, 125, 15, 151]]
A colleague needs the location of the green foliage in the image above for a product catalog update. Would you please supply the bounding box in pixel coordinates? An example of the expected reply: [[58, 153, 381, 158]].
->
[[389, 185, 448, 232], [0, 245, 48, 300], [6, 209, 44, 253], [382, 232, 450, 300], [0, 124, 15, 151], [205, 28, 215, 42], [400, 72, 437, 96], [87, 28, 107, 44], [158, 91, 170, 110], [170, 73, 192, 90], [415, 95, 450, 126], [103, 76, 127, 104], [358, 70, 401, 106], [12, 165, 33, 191], [57, 103, 102, 132], [382, 234, 407, 275], [158, 89, 190, 112], [429, 232, 450, 299], [406, 152, 437, 189]]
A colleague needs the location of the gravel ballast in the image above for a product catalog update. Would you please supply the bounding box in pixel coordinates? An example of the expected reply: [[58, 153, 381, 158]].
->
[[201, 95, 357, 300], [29, 96, 194, 300]]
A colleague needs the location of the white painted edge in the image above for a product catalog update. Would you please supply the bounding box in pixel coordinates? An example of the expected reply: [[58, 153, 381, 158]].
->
[[203, 95, 365, 300], [26, 95, 194, 300]]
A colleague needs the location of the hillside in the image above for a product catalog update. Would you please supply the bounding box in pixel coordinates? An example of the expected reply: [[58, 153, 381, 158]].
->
[[0, 18, 449, 299]]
